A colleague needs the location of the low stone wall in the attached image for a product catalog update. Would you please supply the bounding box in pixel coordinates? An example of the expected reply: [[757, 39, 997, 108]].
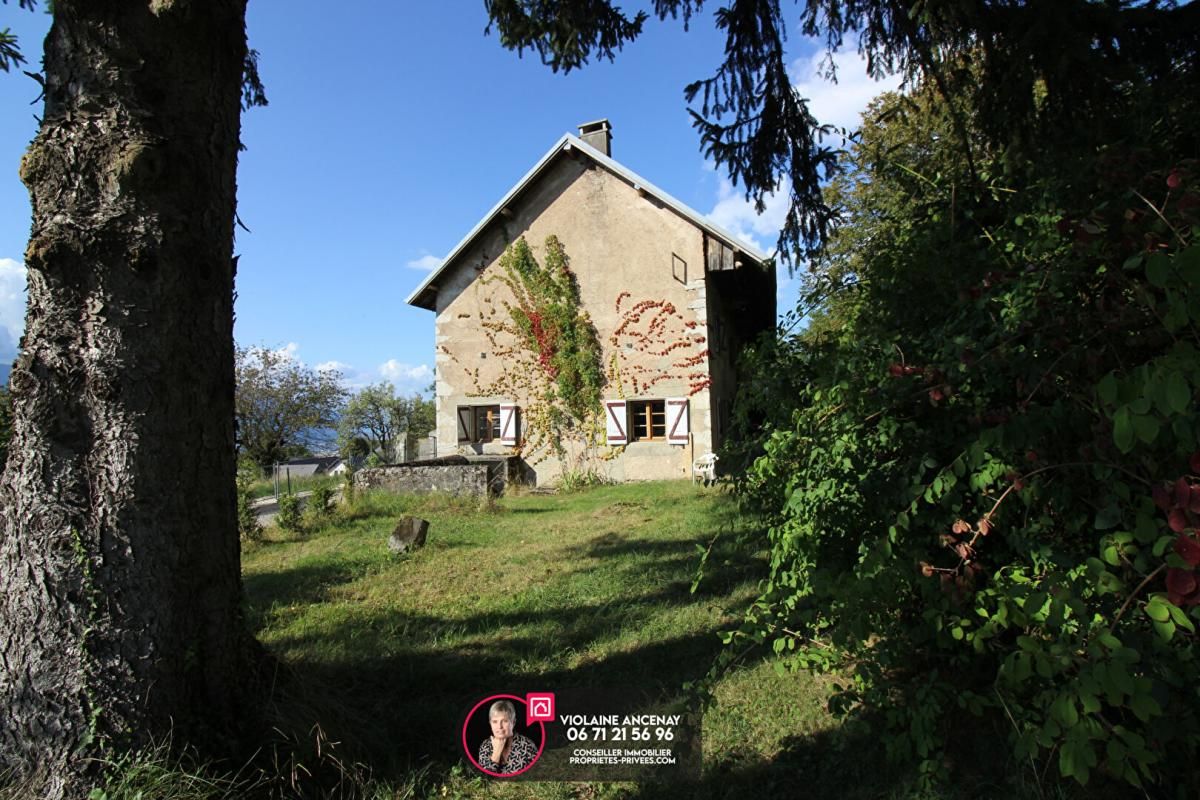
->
[[355, 456, 523, 496]]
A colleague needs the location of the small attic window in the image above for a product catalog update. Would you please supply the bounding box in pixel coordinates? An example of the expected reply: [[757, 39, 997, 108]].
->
[[672, 253, 687, 284]]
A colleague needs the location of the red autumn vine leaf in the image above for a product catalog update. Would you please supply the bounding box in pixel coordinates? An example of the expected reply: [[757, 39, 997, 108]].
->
[[1166, 567, 1199, 605], [1174, 533, 1200, 567], [1154, 485, 1172, 511], [1175, 477, 1191, 508]]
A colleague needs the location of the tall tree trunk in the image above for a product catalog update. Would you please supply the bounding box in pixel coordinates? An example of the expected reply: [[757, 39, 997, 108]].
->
[[0, 1, 256, 795]]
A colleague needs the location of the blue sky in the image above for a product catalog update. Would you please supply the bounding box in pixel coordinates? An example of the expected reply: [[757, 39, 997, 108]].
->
[[0, 2, 899, 394]]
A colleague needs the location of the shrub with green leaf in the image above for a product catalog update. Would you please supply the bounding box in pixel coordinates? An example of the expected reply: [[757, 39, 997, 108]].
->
[[309, 484, 335, 517], [726, 78, 1200, 794], [275, 492, 302, 533], [235, 457, 261, 542]]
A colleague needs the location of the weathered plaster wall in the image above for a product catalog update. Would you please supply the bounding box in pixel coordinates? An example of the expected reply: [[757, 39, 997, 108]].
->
[[434, 157, 714, 485]]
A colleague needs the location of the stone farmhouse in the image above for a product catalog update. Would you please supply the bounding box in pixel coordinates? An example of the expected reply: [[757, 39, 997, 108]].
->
[[406, 120, 775, 485]]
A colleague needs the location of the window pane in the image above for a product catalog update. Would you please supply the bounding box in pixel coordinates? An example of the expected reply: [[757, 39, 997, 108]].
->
[[650, 400, 666, 438], [631, 401, 648, 439], [629, 400, 666, 441], [474, 405, 501, 442]]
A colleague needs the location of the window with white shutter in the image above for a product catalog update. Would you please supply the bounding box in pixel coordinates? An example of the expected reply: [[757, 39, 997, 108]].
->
[[499, 403, 519, 446], [629, 399, 666, 441], [666, 397, 689, 445], [605, 399, 627, 445], [456, 407, 471, 443]]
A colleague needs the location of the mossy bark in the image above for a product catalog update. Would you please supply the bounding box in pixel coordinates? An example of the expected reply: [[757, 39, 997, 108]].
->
[[0, 2, 257, 795]]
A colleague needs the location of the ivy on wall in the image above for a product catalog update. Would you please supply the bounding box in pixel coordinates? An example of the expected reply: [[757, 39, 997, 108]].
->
[[608, 291, 710, 396], [438, 236, 714, 472], [467, 236, 607, 466]]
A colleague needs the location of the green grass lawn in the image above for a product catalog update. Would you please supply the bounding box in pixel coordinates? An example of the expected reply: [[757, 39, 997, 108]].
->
[[238, 482, 1050, 800]]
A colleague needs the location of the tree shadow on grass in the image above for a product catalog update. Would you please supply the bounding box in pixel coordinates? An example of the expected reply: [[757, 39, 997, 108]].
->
[[622, 724, 913, 800], [243, 560, 365, 623], [247, 509, 791, 794], [256, 579, 752, 771], [247, 504, 1155, 800]]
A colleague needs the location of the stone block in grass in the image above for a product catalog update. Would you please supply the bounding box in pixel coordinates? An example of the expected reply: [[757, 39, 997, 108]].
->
[[388, 516, 429, 554]]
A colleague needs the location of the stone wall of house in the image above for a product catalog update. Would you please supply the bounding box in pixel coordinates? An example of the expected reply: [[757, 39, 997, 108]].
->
[[433, 158, 713, 486]]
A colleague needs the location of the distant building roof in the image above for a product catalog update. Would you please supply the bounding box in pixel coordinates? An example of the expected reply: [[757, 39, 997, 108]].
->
[[277, 456, 343, 473]]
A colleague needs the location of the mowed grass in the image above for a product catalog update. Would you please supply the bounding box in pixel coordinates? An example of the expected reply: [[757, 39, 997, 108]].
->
[[239, 482, 996, 799]]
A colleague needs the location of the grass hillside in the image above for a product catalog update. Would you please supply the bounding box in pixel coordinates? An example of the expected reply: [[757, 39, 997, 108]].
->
[[74, 482, 1057, 799], [238, 481, 883, 799]]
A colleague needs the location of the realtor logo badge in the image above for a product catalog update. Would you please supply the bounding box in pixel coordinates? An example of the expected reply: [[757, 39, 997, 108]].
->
[[526, 692, 555, 726]]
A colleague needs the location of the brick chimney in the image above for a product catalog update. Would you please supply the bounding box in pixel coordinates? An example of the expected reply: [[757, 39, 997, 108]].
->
[[577, 119, 612, 156]]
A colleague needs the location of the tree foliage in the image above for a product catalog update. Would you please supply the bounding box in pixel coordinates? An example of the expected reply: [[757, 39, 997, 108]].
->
[[720, 54, 1200, 793], [487, 0, 1200, 263], [235, 346, 347, 471], [337, 382, 434, 465], [0, 1, 39, 74]]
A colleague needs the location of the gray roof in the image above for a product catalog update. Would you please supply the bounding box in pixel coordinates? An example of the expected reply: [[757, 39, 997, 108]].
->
[[277, 456, 343, 472], [406, 133, 771, 311]]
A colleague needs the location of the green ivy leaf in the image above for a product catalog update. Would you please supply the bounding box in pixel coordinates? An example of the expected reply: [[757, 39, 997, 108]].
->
[[1166, 370, 1192, 415], [1130, 691, 1162, 721], [1168, 602, 1195, 632], [1094, 505, 1122, 530], [1051, 694, 1079, 727], [1153, 618, 1176, 642], [1146, 254, 1172, 288], [1112, 407, 1135, 453], [1177, 245, 1200, 285], [1144, 599, 1170, 622], [1097, 373, 1118, 406], [1133, 414, 1160, 444]]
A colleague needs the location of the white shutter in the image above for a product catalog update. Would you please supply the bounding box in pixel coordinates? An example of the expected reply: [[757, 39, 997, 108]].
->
[[456, 406, 471, 442], [499, 403, 519, 446], [605, 400, 627, 445], [667, 397, 689, 445]]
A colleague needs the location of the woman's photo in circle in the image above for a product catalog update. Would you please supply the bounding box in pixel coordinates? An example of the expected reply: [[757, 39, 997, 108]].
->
[[464, 696, 544, 776]]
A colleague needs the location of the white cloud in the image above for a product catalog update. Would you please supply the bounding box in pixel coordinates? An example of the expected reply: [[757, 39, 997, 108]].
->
[[379, 360, 432, 385], [315, 359, 351, 374], [274, 342, 301, 361], [703, 46, 903, 261], [707, 176, 790, 254], [0, 327, 16, 364], [0, 258, 28, 349], [790, 48, 904, 133], [406, 253, 442, 271], [237, 341, 304, 370]]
